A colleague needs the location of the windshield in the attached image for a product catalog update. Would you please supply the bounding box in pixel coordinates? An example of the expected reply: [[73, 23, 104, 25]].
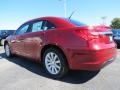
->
[[64, 18, 87, 26]]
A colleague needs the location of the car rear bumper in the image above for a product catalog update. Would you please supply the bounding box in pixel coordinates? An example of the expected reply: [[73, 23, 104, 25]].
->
[[66, 47, 117, 70]]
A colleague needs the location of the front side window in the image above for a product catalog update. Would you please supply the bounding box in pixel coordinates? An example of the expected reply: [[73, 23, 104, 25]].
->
[[32, 21, 43, 32], [16, 25, 29, 35]]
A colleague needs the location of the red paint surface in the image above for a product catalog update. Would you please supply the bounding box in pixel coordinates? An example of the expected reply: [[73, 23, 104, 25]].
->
[[6, 17, 117, 70]]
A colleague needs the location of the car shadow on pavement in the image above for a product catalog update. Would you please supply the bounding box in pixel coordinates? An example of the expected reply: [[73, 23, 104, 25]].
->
[[0, 53, 99, 84]]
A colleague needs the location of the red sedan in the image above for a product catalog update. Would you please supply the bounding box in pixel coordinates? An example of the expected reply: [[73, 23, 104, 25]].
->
[[4, 17, 117, 78]]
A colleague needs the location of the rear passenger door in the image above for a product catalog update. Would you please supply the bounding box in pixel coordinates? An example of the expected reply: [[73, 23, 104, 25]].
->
[[23, 20, 45, 60]]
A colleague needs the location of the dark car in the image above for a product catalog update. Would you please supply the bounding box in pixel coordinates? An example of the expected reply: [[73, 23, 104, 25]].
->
[[4, 17, 117, 78], [112, 29, 120, 46], [0, 30, 15, 45]]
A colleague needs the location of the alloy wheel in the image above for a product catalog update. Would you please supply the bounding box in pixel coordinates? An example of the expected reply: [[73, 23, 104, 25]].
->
[[45, 52, 61, 75], [5, 44, 10, 57]]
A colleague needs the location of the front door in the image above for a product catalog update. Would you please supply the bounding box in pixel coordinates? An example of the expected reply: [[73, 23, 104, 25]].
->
[[11, 24, 30, 56]]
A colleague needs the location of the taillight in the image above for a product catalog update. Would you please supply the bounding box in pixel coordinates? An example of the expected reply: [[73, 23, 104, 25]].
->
[[99, 34, 113, 43], [75, 30, 99, 40]]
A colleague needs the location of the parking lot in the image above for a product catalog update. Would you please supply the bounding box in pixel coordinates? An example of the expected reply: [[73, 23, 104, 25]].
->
[[0, 46, 120, 90]]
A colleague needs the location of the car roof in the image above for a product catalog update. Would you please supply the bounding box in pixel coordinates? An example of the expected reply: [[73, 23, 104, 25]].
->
[[24, 16, 75, 28]]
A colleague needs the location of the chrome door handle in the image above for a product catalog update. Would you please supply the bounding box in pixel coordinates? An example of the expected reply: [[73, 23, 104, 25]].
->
[[11, 40, 21, 43], [11, 40, 16, 43]]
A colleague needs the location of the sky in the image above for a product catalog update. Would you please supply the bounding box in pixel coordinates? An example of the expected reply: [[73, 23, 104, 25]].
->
[[0, 0, 120, 30]]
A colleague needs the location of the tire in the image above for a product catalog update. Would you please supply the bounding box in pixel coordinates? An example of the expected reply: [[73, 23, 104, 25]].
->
[[1, 39, 5, 46], [0, 40, 2, 46], [4, 43, 12, 57], [43, 48, 68, 79]]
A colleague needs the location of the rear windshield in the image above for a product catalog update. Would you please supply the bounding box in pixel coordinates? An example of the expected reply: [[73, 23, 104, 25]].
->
[[64, 18, 87, 26]]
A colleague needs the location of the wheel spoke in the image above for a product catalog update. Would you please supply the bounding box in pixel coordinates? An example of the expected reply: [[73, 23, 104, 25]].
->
[[46, 62, 52, 66], [47, 54, 52, 60], [49, 65, 52, 70], [50, 53, 54, 60], [55, 64, 61, 70], [46, 57, 51, 62], [47, 57, 51, 61], [55, 60, 60, 64], [51, 67, 54, 73], [53, 55, 58, 61], [54, 67, 58, 74]]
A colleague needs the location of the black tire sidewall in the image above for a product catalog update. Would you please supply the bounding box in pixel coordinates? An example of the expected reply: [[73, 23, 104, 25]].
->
[[0, 40, 2, 46]]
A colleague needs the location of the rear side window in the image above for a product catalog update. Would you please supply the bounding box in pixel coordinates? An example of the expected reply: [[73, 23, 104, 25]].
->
[[43, 21, 56, 30], [32, 21, 43, 32]]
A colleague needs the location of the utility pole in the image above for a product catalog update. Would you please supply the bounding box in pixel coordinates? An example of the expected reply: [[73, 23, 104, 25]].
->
[[64, 0, 67, 17], [101, 16, 107, 25], [59, 0, 67, 17]]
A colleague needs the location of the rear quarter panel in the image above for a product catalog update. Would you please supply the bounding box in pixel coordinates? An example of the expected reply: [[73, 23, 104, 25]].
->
[[44, 28, 88, 68]]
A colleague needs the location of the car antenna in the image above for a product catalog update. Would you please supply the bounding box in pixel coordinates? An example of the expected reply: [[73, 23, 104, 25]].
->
[[68, 9, 77, 19]]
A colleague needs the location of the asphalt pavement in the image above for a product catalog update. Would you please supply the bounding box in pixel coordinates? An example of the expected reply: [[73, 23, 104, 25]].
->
[[0, 46, 120, 90]]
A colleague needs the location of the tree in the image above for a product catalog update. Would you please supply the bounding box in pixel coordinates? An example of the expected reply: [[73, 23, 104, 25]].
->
[[111, 18, 120, 29]]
